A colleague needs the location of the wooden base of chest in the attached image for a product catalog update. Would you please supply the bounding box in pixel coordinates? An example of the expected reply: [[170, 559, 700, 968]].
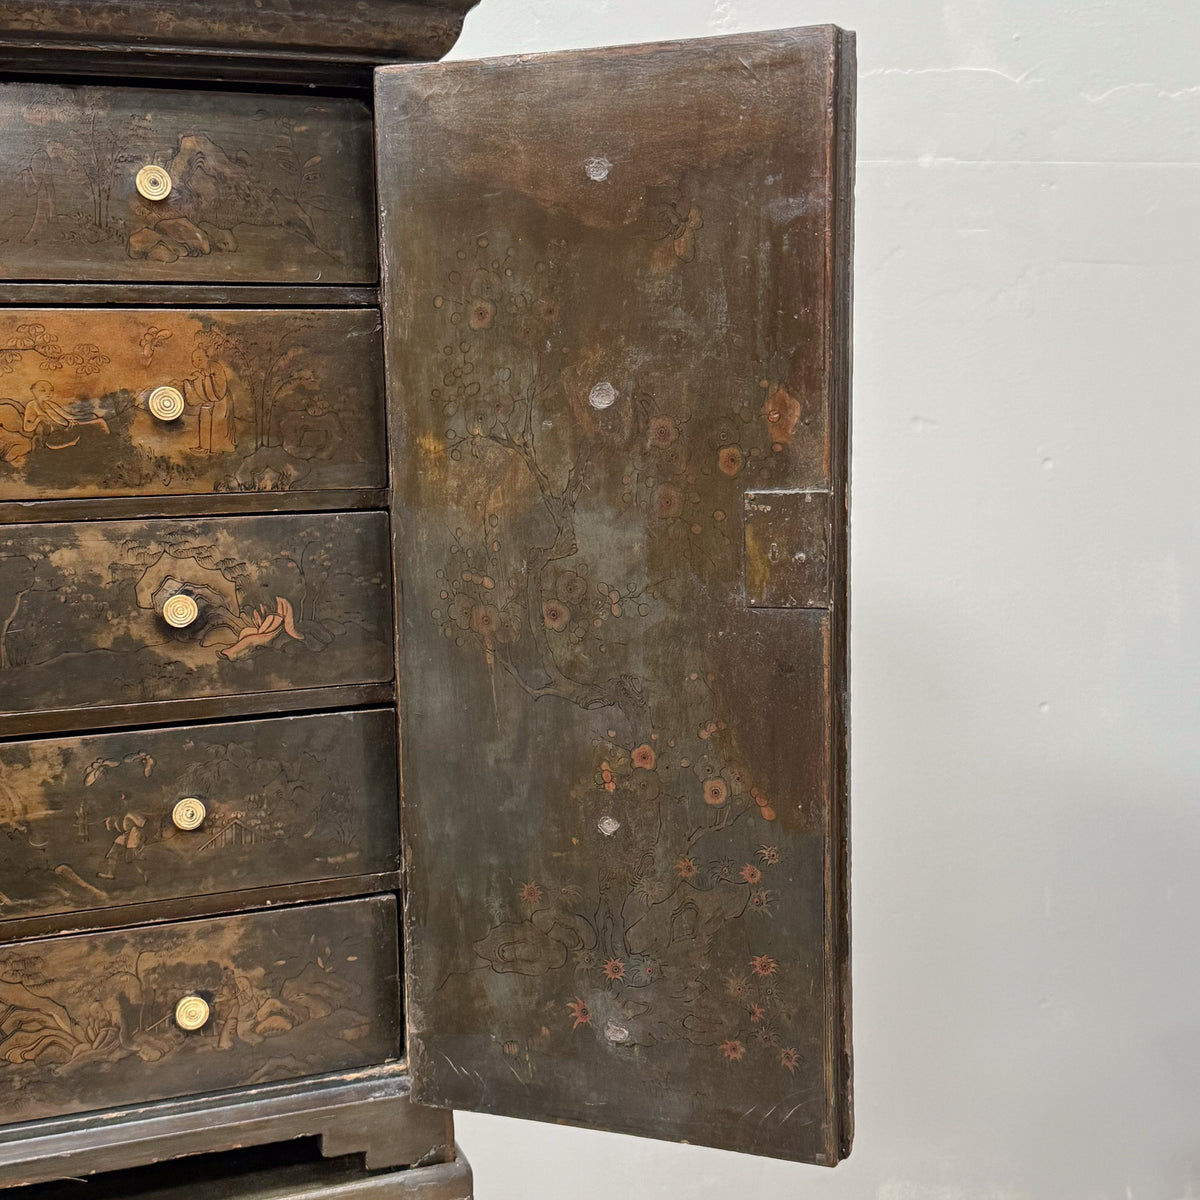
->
[[0, 1066, 456, 1190]]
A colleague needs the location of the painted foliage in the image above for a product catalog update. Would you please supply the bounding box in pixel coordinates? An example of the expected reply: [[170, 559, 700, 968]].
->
[[0, 896, 400, 1124], [383, 29, 849, 1161]]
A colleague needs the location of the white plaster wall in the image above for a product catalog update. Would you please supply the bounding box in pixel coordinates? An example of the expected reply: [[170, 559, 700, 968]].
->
[[445, 3, 1200, 1196]]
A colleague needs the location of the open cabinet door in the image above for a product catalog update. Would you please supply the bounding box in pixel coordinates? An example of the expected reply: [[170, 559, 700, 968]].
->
[[378, 25, 853, 1165]]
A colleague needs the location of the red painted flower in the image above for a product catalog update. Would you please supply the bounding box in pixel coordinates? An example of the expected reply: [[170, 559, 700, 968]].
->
[[757, 845, 780, 865], [556, 570, 588, 605], [720, 1039, 746, 1063], [717, 445, 744, 476], [470, 604, 500, 637], [748, 1003, 766, 1023], [518, 881, 543, 906], [567, 997, 591, 1030], [542, 599, 570, 631], [779, 1046, 800, 1074], [648, 416, 678, 447], [750, 954, 778, 978], [653, 483, 682, 519], [740, 864, 763, 885], [674, 856, 698, 879], [703, 778, 729, 807], [602, 957, 626, 981], [631, 743, 657, 770], [469, 299, 495, 330]]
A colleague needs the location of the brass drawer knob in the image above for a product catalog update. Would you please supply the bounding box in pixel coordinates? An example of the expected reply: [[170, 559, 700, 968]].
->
[[161, 593, 200, 629], [174, 995, 210, 1032], [172, 797, 206, 831], [135, 165, 172, 201], [147, 385, 185, 421]]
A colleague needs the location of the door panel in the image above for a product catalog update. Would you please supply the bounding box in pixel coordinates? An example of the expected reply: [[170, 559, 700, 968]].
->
[[379, 26, 853, 1163]]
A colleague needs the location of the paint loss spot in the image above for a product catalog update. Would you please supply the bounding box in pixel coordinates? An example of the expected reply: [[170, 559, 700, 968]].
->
[[584, 156, 611, 181], [589, 381, 617, 410]]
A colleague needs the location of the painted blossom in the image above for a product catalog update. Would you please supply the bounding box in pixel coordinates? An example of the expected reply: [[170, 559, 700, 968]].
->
[[567, 997, 591, 1030], [542, 599, 570, 631], [717, 445, 744, 476], [674, 856, 698, 879], [720, 1039, 746, 1063], [631, 743, 657, 770], [468, 299, 495, 329], [648, 415, 678, 447]]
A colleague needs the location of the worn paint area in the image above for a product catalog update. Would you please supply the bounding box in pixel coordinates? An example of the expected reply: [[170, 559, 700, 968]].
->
[[0, 309, 385, 503]]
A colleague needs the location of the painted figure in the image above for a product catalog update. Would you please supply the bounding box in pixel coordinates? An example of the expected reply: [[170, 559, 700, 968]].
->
[[0, 380, 110, 461], [182, 347, 236, 454]]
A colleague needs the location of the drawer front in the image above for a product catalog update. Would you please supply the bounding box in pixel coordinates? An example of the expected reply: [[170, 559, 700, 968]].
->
[[0, 511, 393, 722], [0, 84, 376, 284], [0, 710, 398, 922], [0, 309, 385, 503], [0, 895, 400, 1124]]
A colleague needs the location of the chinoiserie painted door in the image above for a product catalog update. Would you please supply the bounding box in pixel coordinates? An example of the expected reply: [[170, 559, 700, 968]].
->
[[378, 24, 854, 1165]]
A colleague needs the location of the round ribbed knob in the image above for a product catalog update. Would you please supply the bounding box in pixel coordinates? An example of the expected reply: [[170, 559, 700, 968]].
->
[[148, 385, 185, 422], [135, 165, 172, 201], [172, 797, 206, 831], [174, 995, 210, 1032], [161, 593, 199, 629]]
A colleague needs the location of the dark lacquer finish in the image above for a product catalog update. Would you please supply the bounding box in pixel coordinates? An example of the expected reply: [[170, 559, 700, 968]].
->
[[0, 895, 401, 1125], [0, 709, 399, 923], [0, 84, 377, 284], [0, 511, 393, 724], [0, 0, 480, 71], [0, 309, 385, 504], [379, 26, 853, 1164]]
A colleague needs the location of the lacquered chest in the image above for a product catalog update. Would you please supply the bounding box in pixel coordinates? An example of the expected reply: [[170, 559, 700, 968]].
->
[[0, 7, 854, 1194]]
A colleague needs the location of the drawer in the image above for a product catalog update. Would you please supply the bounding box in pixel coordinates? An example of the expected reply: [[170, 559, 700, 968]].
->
[[0, 309, 385, 504], [0, 710, 398, 923], [0, 511, 393, 722], [0, 895, 400, 1124], [0, 84, 376, 284]]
